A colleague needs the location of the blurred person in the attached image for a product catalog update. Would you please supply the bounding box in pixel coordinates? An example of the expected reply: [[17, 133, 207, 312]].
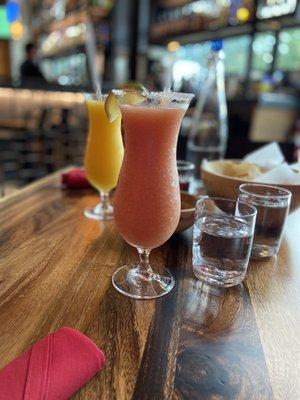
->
[[20, 43, 46, 85]]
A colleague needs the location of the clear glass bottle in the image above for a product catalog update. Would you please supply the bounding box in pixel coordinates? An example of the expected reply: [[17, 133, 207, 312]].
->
[[186, 40, 228, 188]]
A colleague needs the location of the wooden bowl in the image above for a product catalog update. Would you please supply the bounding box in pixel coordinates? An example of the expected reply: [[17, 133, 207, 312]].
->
[[202, 160, 300, 212], [176, 191, 197, 233]]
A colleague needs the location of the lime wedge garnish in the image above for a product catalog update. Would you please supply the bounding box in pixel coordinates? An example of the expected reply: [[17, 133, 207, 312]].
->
[[118, 82, 145, 91], [105, 92, 121, 123], [121, 91, 146, 105]]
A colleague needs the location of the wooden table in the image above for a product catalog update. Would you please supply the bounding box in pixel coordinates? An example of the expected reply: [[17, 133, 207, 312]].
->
[[0, 171, 299, 400]]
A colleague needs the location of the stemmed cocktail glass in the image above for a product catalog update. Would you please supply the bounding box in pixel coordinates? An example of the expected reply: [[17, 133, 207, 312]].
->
[[111, 90, 194, 299], [84, 93, 124, 220]]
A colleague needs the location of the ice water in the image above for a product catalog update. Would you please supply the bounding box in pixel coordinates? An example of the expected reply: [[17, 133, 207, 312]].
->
[[193, 216, 253, 287], [251, 202, 289, 258]]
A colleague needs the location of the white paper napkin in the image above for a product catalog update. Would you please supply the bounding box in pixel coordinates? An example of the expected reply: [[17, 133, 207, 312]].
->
[[253, 162, 300, 184], [243, 142, 285, 169], [290, 162, 300, 173]]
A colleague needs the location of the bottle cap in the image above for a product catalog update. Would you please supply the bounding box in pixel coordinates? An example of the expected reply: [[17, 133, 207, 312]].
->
[[211, 40, 223, 51]]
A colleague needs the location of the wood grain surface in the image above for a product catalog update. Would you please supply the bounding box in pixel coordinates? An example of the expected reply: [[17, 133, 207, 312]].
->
[[0, 170, 299, 400]]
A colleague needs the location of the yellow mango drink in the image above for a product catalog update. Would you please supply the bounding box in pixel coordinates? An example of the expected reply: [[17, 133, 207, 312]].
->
[[84, 93, 124, 220], [109, 90, 194, 299]]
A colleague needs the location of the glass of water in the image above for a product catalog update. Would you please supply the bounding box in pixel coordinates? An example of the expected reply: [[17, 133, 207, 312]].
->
[[239, 184, 291, 258], [177, 160, 195, 192], [193, 197, 257, 287]]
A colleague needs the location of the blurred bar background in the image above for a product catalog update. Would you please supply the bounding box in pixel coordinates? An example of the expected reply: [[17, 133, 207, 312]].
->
[[0, 0, 299, 195]]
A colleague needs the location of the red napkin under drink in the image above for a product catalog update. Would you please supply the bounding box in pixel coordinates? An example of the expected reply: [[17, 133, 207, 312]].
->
[[0, 327, 106, 400], [61, 168, 91, 189]]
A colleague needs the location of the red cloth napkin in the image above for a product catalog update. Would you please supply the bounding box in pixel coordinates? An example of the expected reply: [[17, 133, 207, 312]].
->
[[61, 168, 91, 189], [0, 327, 106, 400]]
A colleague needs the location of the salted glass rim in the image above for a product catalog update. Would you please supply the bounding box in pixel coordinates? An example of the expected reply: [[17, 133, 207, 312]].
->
[[196, 196, 257, 218], [239, 183, 291, 200], [177, 160, 195, 171], [112, 89, 194, 105]]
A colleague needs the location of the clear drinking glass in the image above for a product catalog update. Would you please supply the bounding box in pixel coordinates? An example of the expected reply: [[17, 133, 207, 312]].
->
[[177, 160, 195, 192], [112, 90, 194, 299], [83, 93, 124, 220], [238, 184, 291, 258], [193, 197, 257, 287]]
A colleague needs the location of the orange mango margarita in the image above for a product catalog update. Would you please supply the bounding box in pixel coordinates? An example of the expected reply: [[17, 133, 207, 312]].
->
[[84, 99, 123, 193]]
